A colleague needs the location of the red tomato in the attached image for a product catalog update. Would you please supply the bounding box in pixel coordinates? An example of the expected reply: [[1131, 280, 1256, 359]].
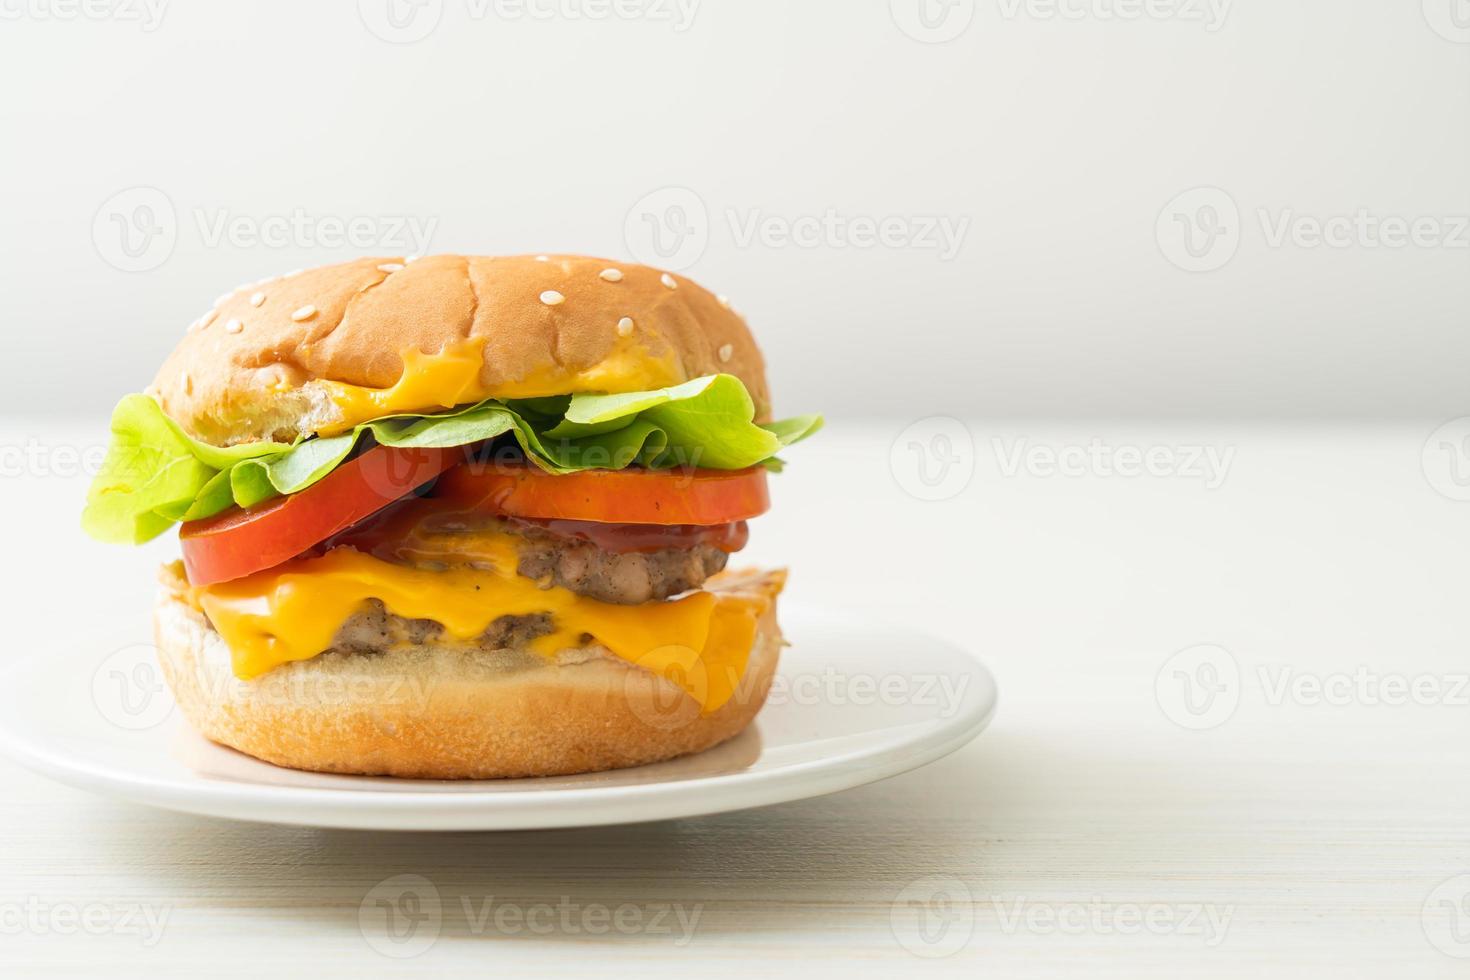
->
[[433, 461, 771, 526], [180, 445, 460, 586]]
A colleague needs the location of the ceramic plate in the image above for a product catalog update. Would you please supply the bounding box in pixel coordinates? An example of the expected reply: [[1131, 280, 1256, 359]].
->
[[0, 606, 996, 831]]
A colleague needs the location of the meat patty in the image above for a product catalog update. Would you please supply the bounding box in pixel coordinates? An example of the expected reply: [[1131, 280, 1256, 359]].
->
[[328, 501, 739, 605], [511, 520, 730, 604], [331, 599, 555, 654]]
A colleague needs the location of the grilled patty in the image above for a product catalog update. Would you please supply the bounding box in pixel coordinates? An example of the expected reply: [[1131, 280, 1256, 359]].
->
[[306, 507, 739, 657], [510, 520, 730, 604], [331, 600, 555, 655]]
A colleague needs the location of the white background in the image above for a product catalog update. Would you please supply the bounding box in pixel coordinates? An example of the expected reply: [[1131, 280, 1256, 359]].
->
[[2, 0, 1468, 420], [4, 3, 1470, 977]]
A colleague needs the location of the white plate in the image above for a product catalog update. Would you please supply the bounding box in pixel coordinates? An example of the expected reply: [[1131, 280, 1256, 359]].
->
[[0, 607, 996, 831]]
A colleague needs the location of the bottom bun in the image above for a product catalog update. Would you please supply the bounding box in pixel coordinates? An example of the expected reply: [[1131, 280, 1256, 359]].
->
[[153, 570, 784, 779]]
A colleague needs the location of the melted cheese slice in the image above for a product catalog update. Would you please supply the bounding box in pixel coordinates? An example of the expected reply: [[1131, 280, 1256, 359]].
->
[[315, 337, 681, 436], [192, 541, 780, 712]]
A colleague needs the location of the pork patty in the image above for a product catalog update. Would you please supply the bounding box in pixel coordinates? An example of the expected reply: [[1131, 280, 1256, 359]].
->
[[511, 520, 730, 604], [331, 599, 556, 654]]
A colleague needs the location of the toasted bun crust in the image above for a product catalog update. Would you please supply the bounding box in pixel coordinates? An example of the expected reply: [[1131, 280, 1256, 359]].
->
[[153, 571, 784, 779], [151, 255, 770, 446]]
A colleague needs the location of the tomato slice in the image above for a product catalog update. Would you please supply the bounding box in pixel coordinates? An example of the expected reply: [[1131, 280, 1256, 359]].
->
[[433, 461, 770, 526], [180, 445, 460, 586]]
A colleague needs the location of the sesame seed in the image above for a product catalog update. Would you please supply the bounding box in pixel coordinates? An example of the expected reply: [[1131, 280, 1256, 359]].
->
[[617, 317, 634, 337], [213, 292, 231, 308], [535, 255, 550, 262], [599, 268, 624, 282], [249, 292, 265, 307], [291, 305, 317, 322], [717, 294, 731, 308], [660, 273, 677, 289], [198, 309, 217, 329], [405, 254, 419, 263], [224, 319, 243, 334], [377, 263, 404, 273], [540, 290, 565, 306], [718, 343, 734, 363]]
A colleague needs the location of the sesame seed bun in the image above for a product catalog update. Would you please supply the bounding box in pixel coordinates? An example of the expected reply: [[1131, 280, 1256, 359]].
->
[[152, 255, 771, 446], [153, 563, 785, 779]]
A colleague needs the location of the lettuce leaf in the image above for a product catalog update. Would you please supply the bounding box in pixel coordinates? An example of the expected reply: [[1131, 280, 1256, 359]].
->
[[82, 376, 822, 545]]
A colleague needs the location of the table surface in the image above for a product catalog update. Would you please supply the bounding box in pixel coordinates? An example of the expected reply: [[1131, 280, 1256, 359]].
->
[[2, 419, 1467, 978]]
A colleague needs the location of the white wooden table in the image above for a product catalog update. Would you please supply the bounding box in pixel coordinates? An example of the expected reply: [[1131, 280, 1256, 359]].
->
[[2, 419, 1467, 977]]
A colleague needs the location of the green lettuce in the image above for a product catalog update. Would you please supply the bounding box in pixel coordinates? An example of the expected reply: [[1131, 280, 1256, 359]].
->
[[82, 375, 822, 545]]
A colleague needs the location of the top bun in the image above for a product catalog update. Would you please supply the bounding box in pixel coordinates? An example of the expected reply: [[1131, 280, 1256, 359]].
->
[[151, 255, 770, 446]]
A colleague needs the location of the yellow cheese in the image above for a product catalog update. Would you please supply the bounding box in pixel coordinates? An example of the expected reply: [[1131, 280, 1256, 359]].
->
[[193, 541, 776, 712], [315, 337, 681, 435]]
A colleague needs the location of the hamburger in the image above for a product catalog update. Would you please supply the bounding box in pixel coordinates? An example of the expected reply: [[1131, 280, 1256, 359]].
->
[[82, 254, 820, 778]]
